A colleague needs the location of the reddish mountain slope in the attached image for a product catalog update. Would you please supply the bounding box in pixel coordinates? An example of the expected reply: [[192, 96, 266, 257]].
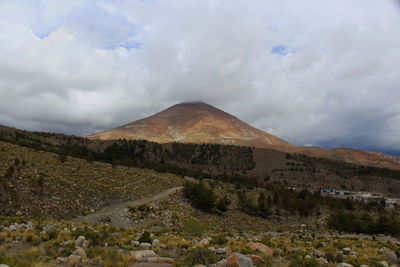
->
[[88, 102, 400, 170], [88, 102, 295, 150]]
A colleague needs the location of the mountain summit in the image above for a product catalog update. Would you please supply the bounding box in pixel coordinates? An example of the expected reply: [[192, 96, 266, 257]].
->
[[88, 102, 295, 149]]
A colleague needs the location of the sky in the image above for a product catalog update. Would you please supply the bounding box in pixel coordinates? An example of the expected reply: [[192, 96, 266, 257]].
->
[[0, 0, 400, 155]]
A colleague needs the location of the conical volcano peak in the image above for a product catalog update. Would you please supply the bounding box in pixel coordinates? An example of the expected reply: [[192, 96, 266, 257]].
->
[[87, 103, 294, 149]]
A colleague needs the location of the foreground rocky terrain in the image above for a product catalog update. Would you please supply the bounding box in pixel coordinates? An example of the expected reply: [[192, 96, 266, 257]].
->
[[0, 136, 399, 266], [0, 215, 399, 266]]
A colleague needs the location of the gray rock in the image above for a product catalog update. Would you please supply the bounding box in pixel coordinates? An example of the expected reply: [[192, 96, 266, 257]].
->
[[214, 259, 227, 267], [140, 243, 152, 249], [152, 239, 160, 248], [342, 247, 351, 254], [385, 250, 398, 263], [200, 238, 209, 247], [216, 247, 227, 254], [337, 263, 353, 267], [0, 264, 10, 267], [9, 225, 17, 231], [304, 255, 311, 259], [56, 257, 68, 263], [236, 253, 253, 267], [132, 250, 157, 260], [75, 236, 86, 247], [82, 240, 90, 249], [380, 261, 389, 267], [72, 247, 86, 258], [68, 254, 81, 264]]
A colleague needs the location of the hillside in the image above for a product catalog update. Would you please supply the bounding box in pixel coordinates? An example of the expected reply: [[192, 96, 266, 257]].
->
[[1, 124, 400, 197], [0, 141, 182, 219]]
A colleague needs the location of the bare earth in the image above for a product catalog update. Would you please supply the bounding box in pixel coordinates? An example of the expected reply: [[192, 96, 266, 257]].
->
[[72, 187, 183, 228]]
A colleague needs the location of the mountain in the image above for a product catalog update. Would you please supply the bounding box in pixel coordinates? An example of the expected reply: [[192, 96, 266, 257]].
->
[[88, 102, 295, 150], [88, 102, 400, 170]]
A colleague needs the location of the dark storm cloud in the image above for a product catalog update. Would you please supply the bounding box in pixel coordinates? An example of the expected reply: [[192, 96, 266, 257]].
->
[[0, 0, 400, 153]]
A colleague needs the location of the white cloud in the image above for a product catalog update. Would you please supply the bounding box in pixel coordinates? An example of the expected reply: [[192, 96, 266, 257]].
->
[[0, 0, 400, 151]]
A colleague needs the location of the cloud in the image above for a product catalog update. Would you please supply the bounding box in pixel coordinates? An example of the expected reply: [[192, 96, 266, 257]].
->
[[0, 0, 400, 153]]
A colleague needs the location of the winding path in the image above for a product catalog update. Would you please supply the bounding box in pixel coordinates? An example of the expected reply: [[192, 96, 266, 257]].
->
[[72, 187, 183, 228]]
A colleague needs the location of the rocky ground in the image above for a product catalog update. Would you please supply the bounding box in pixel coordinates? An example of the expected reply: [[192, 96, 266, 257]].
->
[[0, 216, 399, 267]]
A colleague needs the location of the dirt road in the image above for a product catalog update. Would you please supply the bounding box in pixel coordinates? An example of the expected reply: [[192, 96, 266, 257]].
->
[[72, 187, 183, 228]]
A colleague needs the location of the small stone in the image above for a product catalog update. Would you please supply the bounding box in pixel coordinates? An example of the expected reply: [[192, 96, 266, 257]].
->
[[56, 257, 68, 263], [140, 243, 152, 249], [132, 250, 157, 260], [75, 236, 86, 247], [152, 239, 160, 248], [82, 240, 90, 249], [132, 240, 140, 246], [216, 247, 227, 254], [337, 263, 353, 267], [379, 261, 389, 267], [15, 211, 23, 216], [0, 265, 10, 267], [385, 250, 398, 263], [304, 255, 311, 259], [342, 247, 351, 254], [9, 225, 17, 231], [200, 238, 209, 247], [318, 257, 328, 265]]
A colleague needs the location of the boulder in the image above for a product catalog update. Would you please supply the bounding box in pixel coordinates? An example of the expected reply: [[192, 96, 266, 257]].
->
[[246, 242, 273, 256], [68, 254, 81, 265], [142, 257, 175, 264], [72, 247, 87, 259], [75, 236, 86, 247], [246, 254, 265, 266], [227, 253, 253, 267], [132, 250, 157, 260]]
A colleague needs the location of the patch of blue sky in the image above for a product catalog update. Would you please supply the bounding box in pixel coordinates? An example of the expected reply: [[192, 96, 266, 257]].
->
[[112, 40, 142, 50], [271, 44, 297, 56]]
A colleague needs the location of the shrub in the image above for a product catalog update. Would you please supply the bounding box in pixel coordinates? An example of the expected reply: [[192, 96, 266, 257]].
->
[[183, 181, 216, 211], [138, 231, 152, 243], [346, 257, 364, 267], [183, 247, 218, 266], [211, 234, 227, 245], [182, 219, 210, 237]]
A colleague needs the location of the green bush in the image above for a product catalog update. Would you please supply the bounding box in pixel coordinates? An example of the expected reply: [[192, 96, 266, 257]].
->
[[183, 247, 218, 266], [346, 257, 364, 267], [182, 219, 210, 237], [138, 231, 152, 243], [183, 181, 216, 211]]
